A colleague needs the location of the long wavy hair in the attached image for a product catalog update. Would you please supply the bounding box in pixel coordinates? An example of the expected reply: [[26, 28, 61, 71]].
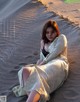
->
[[41, 20, 60, 44]]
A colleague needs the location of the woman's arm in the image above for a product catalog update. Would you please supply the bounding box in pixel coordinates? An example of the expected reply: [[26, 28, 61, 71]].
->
[[36, 40, 44, 65], [42, 34, 67, 64]]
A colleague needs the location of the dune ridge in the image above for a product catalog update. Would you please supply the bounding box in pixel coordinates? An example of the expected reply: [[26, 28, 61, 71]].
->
[[38, 0, 80, 27]]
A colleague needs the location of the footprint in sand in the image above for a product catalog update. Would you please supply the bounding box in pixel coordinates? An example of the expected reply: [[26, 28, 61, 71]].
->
[[48, 2, 53, 5]]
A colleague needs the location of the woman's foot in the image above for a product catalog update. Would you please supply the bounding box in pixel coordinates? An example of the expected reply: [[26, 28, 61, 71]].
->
[[26, 90, 40, 102]]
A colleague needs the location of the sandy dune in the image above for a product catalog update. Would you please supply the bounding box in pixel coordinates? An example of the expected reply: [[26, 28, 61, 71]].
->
[[38, 0, 80, 26]]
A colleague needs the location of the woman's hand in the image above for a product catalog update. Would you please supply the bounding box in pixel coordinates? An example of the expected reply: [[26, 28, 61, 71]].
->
[[38, 61, 44, 65], [36, 59, 46, 65], [36, 59, 43, 65]]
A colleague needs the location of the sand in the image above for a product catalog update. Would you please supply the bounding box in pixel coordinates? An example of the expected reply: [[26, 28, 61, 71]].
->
[[0, 0, 80, 102], [38, 0, 80, 27]]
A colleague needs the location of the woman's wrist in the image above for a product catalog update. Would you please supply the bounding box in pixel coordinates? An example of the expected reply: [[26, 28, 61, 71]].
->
[[43, 58, 47, 64]]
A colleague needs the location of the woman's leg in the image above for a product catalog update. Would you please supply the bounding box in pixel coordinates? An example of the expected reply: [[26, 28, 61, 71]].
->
[[22, 67, 31, 86], [22, 67, 40, 102], [26, 90, 40, 102]]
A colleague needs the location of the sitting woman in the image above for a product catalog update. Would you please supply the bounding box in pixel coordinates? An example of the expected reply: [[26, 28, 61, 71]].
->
[[12, 20, 69, 102]]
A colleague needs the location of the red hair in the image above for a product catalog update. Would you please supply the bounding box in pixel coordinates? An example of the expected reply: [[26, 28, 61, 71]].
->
[[42, 20, 60, 43]]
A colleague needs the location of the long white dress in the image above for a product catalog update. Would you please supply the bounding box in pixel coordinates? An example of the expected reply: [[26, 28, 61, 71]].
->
[[12, 34, 69, 102]]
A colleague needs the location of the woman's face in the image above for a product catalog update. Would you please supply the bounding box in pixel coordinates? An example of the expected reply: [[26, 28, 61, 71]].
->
[[46, 27, 57, 42]]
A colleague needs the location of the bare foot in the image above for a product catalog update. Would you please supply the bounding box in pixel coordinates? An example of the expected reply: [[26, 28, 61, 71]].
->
[[27, 92, 30, 97]]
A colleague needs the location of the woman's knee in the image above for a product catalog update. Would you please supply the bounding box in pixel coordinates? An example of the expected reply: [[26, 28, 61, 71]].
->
[[22, 67, 31, 77]]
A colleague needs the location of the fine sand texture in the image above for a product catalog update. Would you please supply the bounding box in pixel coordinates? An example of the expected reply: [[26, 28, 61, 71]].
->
[[0, 0, 80, 102], [38, 0, 80, 26]]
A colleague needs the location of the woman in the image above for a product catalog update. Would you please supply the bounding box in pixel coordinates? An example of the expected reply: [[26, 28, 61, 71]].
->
[[12, 20, 69, 102]]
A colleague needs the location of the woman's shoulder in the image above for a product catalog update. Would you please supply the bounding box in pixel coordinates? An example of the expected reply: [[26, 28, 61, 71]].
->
[[50, 34, 67, 45], [59, 34, 67, 38], [58, 34, 67, 41], [40, 39, 44, 44], [40, 40, 44, 46], [57, 34, 68, 46], [40, 40, 44, 49]]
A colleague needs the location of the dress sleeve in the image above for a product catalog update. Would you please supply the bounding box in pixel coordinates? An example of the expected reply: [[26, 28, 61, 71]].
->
[[43, 34, 67, 64]]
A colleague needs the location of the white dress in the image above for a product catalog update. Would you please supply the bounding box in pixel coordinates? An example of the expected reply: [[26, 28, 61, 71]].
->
[[12, 34, 69, 102]]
